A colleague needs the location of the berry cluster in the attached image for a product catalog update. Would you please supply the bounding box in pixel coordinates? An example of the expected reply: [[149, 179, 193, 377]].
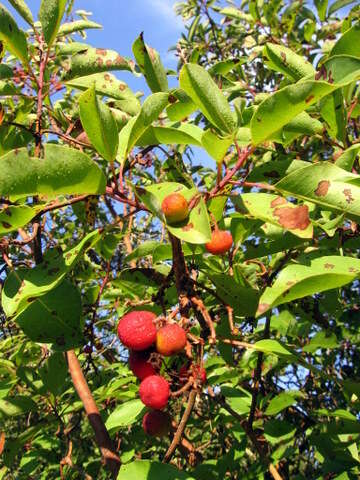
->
[[162, 193, 234, 255], [117, 310, 192, 437]]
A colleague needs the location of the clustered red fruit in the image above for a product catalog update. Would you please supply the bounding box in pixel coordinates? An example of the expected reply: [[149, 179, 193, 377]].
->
[[142, 410, 171, 437], [129, 350, 156, 380], [117, 310, 189, 437], [156, 324, 187, 356], [117, 310, 157, 351], [205, 229, 233, 255], [161, 193, 189, 224], [139, 375, 170, 409]]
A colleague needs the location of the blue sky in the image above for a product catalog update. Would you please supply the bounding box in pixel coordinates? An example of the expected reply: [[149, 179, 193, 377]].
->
[[5, 0, 183, 96]]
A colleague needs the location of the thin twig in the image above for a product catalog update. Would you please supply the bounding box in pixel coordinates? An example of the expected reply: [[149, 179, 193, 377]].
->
[[163, 389, 197, 463]]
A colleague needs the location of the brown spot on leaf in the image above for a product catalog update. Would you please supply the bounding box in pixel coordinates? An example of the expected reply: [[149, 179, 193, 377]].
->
[[168, 94, 177, 104], [343, 189, 354, 204], [106, 59, 112, 67], [104, 74, 111, 81], [314, 180, 330, 197], [270, 196, 287, 208], [324, 263, 334, 269], [115, 55, 125, 65], [1, 221, 11, 229], [274, 205, 310, 231], [182, 223, 194, 231], [96, 48, 107, 56], [4, 209, 12, 217], [349, 267, 358, 273], [305, 95, 314, 103], [27, 297, 36, 303], [119, 83, 126, 91], [96, 57, 104, 66], [257, 303, 270, 314]]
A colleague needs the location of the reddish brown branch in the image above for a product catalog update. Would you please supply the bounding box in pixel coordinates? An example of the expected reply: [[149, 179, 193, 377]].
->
[[209, 144, 254, 197], [163, 389, 197, 463], [66, 350, 120, 478]]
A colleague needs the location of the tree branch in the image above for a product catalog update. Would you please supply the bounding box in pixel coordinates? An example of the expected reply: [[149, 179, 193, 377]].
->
[[66, 350, 120, 478], [163, 389, 197, 463]]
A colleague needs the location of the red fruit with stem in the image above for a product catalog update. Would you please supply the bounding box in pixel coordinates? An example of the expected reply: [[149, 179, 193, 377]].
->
[[156, 324, 187, 356], [139, 375, 170, 409], [129, 350, 157, 380], [142, 410, 171, 437], [205, 230, 233, 255], [117, 310, 157, 351], [161, 193, 189, 224]]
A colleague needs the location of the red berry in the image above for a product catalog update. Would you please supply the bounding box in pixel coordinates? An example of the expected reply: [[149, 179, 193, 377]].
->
[[117, 311, 157, 351], [156, 324, 187, 357], [129, 351, 157, 380], [161, 193, 189, 224], [139, 375, 170, 409], [205, 230, 233, 255], [142, 410, 171, 437]]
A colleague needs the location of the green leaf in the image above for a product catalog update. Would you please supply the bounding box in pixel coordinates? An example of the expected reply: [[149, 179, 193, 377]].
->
[[136, 125, 202, 147], [335, 144, 360, 171], [16, 281, 83, 350], [106, 399, 145, 431], [137, 182, 211, 244], [232, 193, 313, 239], [57, 19, 102, 36], [209, 274, 260, 316], [264, 419, 296, 445], [0, 396, 36, 418], [117, 460, 196, 480], [39, 0, 66, 47], [320, 90, 346, 144], [179, 63, 237, 135], [66, 73, 140, 115], [221, 386, 252, 415], [0, 205, 36, 236], [7, 0, 33, 25], [264, 43, 315, 81], [132, 33, 168, 93], [330, 22, 360, 57], [0, 4, 28, 64], [0, 144, 106, 198], [251, 55, 360, 144], [257, 256, 360, 316], [303, 331, 338, 353], [166, 89, 196, 122], [253, 339, 296, 358], [2, 229, 101, 318], [328, 0, 358, 16], [265, 391, 302, 415], [275, 161, 360, 221], [314, 0, 328, 21], [117, 92, 169, 163], [62, 46, 135, 80], [39, 352, 67, 395], [79, 85, 118, 162], [202, 130, 233, 163]]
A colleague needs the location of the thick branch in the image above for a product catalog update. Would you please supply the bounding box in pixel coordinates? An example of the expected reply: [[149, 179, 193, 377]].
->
[[66, 350, 120, 478]]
